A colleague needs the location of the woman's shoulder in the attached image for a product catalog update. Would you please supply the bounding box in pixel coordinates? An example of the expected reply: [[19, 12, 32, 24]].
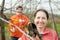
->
[[46, 28, 58, 36], [48, 28, 57, 33]]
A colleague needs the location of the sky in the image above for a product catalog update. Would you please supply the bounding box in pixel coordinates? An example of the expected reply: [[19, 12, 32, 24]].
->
[[0, 0, 60, 15]]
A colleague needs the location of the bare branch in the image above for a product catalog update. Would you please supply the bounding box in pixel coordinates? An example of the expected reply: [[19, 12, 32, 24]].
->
[[0, 17, 34, 40]]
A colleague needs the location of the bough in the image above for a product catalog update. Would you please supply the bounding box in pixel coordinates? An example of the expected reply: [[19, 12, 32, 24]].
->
[[0, 17, 34, 40]]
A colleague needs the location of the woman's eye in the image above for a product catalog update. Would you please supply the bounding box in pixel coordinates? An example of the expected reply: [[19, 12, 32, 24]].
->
[[42, 17, 46, 19]]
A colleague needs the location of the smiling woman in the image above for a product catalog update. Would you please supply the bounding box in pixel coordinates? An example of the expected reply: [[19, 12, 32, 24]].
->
[[33, 9, 58, 40], [18, 9, 58, 40]]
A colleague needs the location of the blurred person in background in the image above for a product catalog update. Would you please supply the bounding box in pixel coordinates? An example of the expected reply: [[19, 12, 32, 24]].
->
[[8, 5, 30, 40]]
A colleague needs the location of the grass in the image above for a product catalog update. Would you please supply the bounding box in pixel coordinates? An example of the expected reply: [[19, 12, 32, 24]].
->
[[0, 24, 11, 40], [5, 24, 11, 40], [56, 23, 60, 37]]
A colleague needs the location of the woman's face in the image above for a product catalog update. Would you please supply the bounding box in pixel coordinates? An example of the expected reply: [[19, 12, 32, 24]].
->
[[34, 11, 48, 28]]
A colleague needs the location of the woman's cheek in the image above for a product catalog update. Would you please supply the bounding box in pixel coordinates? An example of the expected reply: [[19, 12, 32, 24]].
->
[[34, 19, 39, 26]]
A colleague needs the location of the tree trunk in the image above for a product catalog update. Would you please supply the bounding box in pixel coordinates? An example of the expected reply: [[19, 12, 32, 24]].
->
[[0, 0, 6, 40], [49, 0, 58, 36]]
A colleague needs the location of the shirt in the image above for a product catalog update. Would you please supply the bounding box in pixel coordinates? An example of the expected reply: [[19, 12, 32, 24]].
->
[[19, 28, 58, 40], [8, 14, 30, 38]]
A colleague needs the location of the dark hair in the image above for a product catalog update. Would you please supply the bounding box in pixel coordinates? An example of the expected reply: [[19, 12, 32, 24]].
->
[[28, 23, 38, 37], [16, 6, 23, 10], [34, 9, 49, 20]]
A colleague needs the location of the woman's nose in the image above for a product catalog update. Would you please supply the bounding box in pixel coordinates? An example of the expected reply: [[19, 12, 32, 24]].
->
[[39, 18, 43, 22]]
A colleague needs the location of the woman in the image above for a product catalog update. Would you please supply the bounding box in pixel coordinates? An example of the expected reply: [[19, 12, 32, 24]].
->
[[18, 9, 58, 40]]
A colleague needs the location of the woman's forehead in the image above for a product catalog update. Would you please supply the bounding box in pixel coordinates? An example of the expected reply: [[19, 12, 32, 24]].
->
[[36, 11, 47, 17]]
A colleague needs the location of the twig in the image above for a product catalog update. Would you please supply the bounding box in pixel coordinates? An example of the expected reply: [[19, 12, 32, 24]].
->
[[0, 17, 34, 40]]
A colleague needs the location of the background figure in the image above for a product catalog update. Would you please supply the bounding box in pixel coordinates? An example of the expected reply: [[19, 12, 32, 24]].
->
[[8, 5, 30, 40], [18, 9, 58, 40]]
